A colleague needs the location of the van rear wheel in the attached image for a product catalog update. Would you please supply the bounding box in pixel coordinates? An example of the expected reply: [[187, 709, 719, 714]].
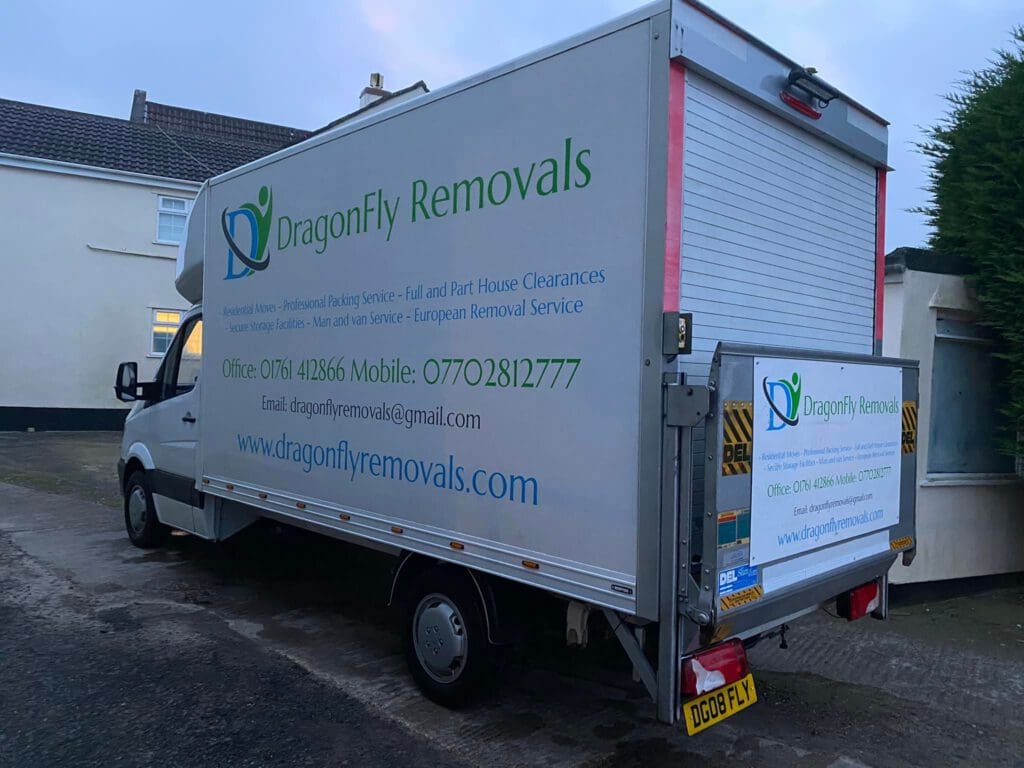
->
[[404, 567, 496, 708], [124, 471, 169, 549]]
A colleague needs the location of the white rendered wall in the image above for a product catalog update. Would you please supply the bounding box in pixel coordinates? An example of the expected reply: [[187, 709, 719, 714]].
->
[[0, 164, 196, 413], [884, 268, 1023, 583]]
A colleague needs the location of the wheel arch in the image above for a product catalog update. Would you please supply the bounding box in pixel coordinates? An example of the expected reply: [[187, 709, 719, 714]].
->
[[124, 442, 155, 475], [388, 552, 509, 645], [122, 458, 146, 489]]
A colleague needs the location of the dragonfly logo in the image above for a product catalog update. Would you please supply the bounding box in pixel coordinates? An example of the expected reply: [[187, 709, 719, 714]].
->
[[762, 371, 801, 431], [223, 185, 273, 280]]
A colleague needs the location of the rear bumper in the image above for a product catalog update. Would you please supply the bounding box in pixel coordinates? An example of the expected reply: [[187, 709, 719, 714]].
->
[[711, 549, 898, 644]]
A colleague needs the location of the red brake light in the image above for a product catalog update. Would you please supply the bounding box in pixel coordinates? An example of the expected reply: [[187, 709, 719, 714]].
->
[[780, 90, 822, 120], [681, 639, 749, 698], [836, 581, 880, 621]]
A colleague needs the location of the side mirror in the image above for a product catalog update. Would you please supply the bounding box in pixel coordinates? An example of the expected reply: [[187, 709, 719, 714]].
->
[[115, 362, 139, 402]]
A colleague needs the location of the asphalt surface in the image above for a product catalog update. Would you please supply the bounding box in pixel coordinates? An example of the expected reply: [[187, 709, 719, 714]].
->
[[1, 431, 1023, 767], [0, 539, 462, 768]]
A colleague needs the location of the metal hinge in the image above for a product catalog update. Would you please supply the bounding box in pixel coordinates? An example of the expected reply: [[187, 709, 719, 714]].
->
[[684, 604, 712, 626], [665, 384, 710, 427]]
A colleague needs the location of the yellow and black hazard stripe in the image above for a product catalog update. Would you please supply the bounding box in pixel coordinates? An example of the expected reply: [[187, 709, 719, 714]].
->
[[902, 401, 918, 454], [722, 400, 753, 476], [720, 585, 763, 611]]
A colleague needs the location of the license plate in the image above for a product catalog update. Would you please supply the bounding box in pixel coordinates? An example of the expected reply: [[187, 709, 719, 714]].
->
[[683, 673, 758, 735]]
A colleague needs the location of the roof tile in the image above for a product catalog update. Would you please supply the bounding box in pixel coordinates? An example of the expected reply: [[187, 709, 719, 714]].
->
[[0, 98, 297, 181]]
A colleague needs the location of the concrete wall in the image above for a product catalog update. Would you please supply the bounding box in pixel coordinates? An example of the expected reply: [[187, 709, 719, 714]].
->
[[0, 163, 197, 426], [883, 267, 1024, 583]]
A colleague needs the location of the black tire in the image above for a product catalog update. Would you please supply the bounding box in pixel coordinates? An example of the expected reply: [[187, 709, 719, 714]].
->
[[123, 471, 169, 549], [404, 567, 496, 708]]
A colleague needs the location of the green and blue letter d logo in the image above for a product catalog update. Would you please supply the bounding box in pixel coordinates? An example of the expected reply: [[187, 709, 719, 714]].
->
[[763, 372, 801, 431], [223, 185, 273, 280]]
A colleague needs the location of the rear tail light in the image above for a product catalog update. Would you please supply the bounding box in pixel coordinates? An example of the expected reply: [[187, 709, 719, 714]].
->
[[681, 639, 749, 698], [836, 580, 880, 621]]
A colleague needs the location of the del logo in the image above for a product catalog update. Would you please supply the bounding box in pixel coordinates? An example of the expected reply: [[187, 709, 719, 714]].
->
[[762, 371, 801, 431], [222, 185, 273, 280]]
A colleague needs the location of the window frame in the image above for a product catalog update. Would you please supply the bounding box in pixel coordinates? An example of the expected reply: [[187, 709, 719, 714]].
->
[[150, 308, 185, 358], [924, 314, 1017, 481], [155, 195, 191, 246]]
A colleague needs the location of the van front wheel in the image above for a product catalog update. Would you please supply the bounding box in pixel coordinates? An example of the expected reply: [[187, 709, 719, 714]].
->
[[404, 567, 496, 708], [124, 471, 169, 549]]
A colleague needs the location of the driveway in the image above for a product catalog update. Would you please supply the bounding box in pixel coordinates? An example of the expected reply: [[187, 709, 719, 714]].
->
[[0, 431, 1022, 767]]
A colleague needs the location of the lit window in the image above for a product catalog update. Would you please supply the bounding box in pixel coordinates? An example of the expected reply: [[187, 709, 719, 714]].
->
[[157, 196, 190, 244], [152, 309, 183, 356]]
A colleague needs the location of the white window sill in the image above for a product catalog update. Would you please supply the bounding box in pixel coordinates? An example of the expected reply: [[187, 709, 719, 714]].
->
[[146, 353, 167, 359], [153, 239, 182, 247], [922, 473, 1022, 488]]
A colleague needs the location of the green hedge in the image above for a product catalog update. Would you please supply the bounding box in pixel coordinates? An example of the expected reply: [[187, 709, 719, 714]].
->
[[917, 28, 1024, 457]]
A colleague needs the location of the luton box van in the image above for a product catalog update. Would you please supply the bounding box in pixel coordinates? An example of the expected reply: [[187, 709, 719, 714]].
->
[[114, 0, 918, 733]]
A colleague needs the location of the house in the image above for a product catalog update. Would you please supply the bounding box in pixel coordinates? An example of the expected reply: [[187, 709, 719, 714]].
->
[[0, 76, 426, 431], [883, 247, 1024, 582]]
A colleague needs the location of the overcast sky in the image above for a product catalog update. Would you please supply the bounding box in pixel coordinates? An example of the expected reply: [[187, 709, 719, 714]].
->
[[1, 1, 1020, 248]]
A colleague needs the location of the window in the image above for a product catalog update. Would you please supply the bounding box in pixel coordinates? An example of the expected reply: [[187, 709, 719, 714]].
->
[[156, 316, 202, 401], [927, 317, 1014, 475], [175, 320, 203, 393], [156, 196, 190, 244], [151, 309, 183, 356]]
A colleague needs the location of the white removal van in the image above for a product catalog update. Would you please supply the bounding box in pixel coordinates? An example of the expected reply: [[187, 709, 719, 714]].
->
[[114, 0, 919, 734]]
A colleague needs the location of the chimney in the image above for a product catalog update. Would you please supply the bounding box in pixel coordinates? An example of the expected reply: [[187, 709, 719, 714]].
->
[[130, 89, 147, 123], [359, 73, 391, 108]]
